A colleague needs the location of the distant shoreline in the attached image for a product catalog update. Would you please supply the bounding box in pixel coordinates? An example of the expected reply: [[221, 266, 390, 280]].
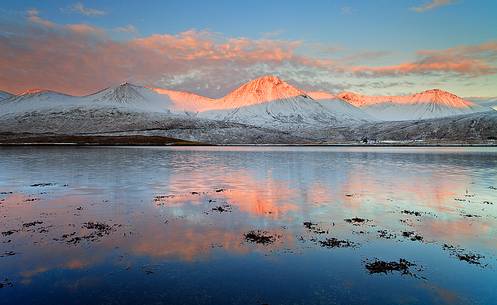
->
[[0, 133, 496, 147]]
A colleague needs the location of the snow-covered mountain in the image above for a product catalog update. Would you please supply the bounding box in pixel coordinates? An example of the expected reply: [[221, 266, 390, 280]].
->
[[0, 83, 179, 115], [0, 90, 13, 101], [151, 87, 214, 112], [216, 75, 310, 109], [468, 97, 497, 111], [334, 89, 489, 121], [199, 76, 372, 128], [0, 89, 81, 115], [84, 83, 175, 113], [1, 76, 496, 144]]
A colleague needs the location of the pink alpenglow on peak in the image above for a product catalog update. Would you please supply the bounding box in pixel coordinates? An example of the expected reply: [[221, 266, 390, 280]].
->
[[334, 89, 488, 121], [306, 91, 336, 100], [216, 75, 311, 109], [336, 89, 477, 109], [20, 88, 54, 96], [152, 87, 215, 112]]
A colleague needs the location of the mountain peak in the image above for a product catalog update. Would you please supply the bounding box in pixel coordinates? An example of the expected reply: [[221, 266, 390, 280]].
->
[[237, 75, 290, 91], [410, 89, 475, 108], [0, 90, 14, 100], [91, 82, 148, 104], [21, 88, 50, 95], [416, 88, 458, 99], [335, 92, 369, 106], [336, 89, 475, 109], [219, 75, 310, 108]]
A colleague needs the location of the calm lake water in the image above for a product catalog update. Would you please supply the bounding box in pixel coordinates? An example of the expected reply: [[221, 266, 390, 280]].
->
[[0, 146, 496, 305]]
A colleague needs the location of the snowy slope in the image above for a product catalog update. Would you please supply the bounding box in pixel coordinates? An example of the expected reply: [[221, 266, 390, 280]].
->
[[0, 83, 179, 116], [307, 91, 336, 100], [151, 88, 215, 112], [215, 75, 310, 109], [84, 83, 175, 113], [200, 76, 372, 128], [0, 90, 13, 101], [0, 90, 82, 115], [468, 97, 497, 111], [335, 89, 489, 121]]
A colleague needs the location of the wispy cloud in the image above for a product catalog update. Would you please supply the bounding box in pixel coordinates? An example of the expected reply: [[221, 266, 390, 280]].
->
[[340, 6, 353, 15], [70, 2, 106, 16], [26, 9, 55, 27], [114, 24, 138, 34], [411, 0, 455, 13]]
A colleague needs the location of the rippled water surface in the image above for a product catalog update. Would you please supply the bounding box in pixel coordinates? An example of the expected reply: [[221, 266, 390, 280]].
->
[[1, 146, 496, 305]]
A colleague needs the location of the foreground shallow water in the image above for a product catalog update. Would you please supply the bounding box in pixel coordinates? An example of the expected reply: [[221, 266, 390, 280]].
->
[[0, 146, 496, 305]]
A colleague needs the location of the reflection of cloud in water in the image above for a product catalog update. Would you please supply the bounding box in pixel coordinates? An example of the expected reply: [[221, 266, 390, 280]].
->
[[129, 219, 293, 261], [1, 191, 294, 281], [339, 167, 470, 213], [158, 169, 299, 219], [419, 218, 495, 248]]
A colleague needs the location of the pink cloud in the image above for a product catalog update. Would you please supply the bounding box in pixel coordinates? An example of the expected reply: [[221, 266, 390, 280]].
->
[[350, 42, 497, 77], [26, 9, 55, 28], [411, 0, 455, 13], [0, 11, 496, 96]]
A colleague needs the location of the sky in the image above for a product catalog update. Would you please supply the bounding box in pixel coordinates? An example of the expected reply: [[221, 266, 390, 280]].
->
[[1, 0, 497, 98]]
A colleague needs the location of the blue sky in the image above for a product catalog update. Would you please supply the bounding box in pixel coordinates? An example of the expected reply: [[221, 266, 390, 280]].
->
[[1, 0, 497, 97]]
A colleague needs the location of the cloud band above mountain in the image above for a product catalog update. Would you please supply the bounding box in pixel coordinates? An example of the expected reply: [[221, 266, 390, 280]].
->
[[0, 10, 496, 97]]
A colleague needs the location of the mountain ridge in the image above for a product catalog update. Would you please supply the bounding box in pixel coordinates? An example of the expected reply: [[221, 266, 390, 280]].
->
[[2, 75, 493, 122]]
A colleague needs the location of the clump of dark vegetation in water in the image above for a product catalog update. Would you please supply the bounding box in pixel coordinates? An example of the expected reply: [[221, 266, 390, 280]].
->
[[443, 244, 486, 266], [377, 229, 396, 239], [401, 210, 422, 217], [0, 192, 13, 195], [0, 251, 16, 257], [1, 230, 18, 237], [488, 186, 497, 190], [243, 230, 278, 245], [153, 194, 175, 204], [319, 238, 356, 248], [0, 278, 13, 289], [211, 204, 232, 213], [402, 231, 424, 242], [30, 183, 55, 187], [22, 221, 43, 228], [344, 217, 370, 225], [57, 221, 120, 244], [399, 218, 414, 227], [83, 221, 113, 232], [365, 258, 416, 276], [214, 188, 226, 193], [303, 222, 327, 234], [482, 201, 493, 205], [24, 198, 40, 202], [461, 213, 481, 218]]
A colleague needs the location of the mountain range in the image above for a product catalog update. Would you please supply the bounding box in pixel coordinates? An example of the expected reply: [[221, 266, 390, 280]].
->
[[0, 75, 496, 144]]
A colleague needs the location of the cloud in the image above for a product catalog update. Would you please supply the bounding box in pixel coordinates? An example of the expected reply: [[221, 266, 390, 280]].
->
[[26, 9, 55, 27], [1, 11, 496, 97], [411, 0, 455, 13], [114, 24, 138, 34], [340, 6, 353, 15], [349, 41, 497, 77], [70, 2, 106, 16]]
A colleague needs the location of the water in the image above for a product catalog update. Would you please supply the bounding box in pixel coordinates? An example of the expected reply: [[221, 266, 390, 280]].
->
[[0, 146, 496, 305]]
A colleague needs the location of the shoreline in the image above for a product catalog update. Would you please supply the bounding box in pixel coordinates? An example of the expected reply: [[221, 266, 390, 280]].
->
[[1, 133, 496, 147], [1, 143, 496, 147]]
